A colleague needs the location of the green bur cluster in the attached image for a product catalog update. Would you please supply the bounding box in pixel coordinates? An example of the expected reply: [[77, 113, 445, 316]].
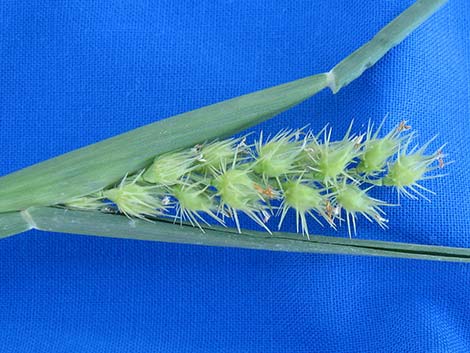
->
[[68, 122, 445, 237]]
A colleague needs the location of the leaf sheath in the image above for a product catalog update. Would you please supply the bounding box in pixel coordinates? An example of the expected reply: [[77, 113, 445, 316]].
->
[[27, 207, 470, 263]]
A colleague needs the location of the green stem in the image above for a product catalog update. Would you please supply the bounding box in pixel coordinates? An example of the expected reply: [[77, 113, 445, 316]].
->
[[24, 207, 470, 263], [329, 0, 448, 93]]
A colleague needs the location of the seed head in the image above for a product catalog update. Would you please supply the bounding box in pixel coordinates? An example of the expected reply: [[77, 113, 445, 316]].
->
[[334, 181, 388, 236], [194, 139, 237, 175], [103, 173, 164, 219], [66, 121, 445, 237], [308, 124, 359, 184], [278, 179, 330, 237], [213, 168, 270, 233], [357, 120, 407, 175], [214, 169, 257, 209], [143, 150, 196, 185], [171, 183, 222, 230], [253, 130, 304, 179], [382, 136, 444, 200]]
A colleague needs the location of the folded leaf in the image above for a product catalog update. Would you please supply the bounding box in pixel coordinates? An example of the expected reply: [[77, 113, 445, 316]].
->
[[27, 207, 470, 263], [0, 74, 328, 212], [0, 211, 32, 239]]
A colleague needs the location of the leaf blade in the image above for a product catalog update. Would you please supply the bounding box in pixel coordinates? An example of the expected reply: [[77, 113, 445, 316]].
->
[[330, 0, 448, 92], [28, 207, 470, 263], [0, 211, 32, 239], [0, 74, 328, 212]]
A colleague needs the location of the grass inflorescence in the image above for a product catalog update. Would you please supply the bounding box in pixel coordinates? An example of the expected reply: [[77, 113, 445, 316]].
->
[[62, 120, 446, 237]]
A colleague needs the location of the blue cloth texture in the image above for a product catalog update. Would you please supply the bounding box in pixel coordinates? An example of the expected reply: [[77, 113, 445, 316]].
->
[[0, 0, 469, 352]]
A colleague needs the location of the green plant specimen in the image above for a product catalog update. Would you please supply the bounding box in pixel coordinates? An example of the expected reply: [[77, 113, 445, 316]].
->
[[2, 0, 467, 262]]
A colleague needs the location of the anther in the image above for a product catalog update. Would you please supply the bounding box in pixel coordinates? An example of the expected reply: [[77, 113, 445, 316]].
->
[[397, 120, 411, 132]]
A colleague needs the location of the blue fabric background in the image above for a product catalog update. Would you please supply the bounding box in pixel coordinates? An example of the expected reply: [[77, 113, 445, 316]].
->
[[1, 0, 469, 352]]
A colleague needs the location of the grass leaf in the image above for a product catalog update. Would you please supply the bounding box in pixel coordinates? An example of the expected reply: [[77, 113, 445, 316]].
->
[[0, 211, 32, 239], [27, 207, 470, 263], [0, 0, 455, 262], [0, 74, 328, 212]]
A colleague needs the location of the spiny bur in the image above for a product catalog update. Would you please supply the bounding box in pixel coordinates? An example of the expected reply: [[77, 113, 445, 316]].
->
[[143, 150, 196, 185], [63, 120, 446, 238], [103, 172, 165, 220], [382, 136, 445, 200]]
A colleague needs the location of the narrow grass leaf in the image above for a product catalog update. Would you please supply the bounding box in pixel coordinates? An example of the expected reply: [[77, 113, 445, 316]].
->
[[0, 74, 328, 212], [0, 211, 32, 239], [329, 0, 448, 92], [28, 207, 470, 263]]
